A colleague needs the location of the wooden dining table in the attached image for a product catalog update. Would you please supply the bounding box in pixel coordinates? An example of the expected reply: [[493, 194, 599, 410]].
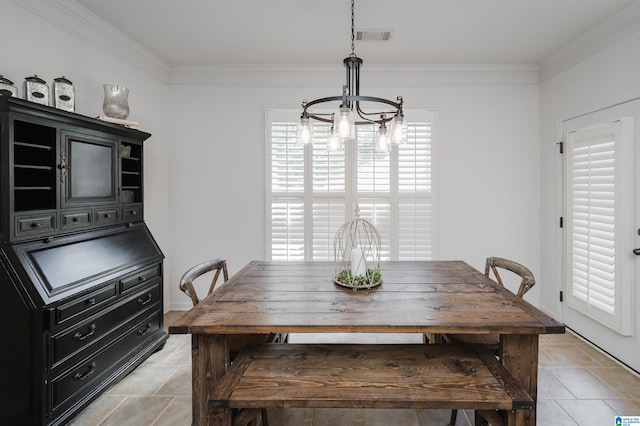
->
[[169, 260, 565, 426]]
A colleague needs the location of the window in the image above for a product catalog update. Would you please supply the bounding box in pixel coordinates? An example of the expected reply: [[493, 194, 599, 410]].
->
[[267, 109, 435, 262]]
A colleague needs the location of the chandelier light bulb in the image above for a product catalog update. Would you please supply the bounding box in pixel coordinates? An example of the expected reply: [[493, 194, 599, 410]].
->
[[327, 130, 341, 151], [336, 107, 354, 139], [298, 115, 313, 144], [376, 124, 390, 152], [391, 113, 407, 144]]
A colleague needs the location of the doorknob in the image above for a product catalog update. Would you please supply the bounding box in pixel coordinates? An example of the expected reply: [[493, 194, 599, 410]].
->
[[634, 248, 640, 255]]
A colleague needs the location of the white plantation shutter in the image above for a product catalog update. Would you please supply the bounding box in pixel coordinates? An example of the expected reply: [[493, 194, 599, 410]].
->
[[269, 121, 305, 260], [267, 109, 435, 262], [397, 123, 433, 260], [564, 118, 633, 335], [312, 200, 346, 260], [270, 201, 305, 261]]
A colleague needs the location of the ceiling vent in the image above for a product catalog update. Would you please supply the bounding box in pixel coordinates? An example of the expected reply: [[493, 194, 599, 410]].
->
[[356, 30, 391, 41]]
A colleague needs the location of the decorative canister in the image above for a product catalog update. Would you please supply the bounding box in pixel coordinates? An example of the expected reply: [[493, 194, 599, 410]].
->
[[53, 76, 74, 112], [24, 75, 49, 105], [102, 84, 130, 119], [0, 75, 18, 97]]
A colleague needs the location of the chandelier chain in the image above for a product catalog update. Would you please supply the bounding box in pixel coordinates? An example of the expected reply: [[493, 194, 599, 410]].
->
[[351, 0, 355, 56]]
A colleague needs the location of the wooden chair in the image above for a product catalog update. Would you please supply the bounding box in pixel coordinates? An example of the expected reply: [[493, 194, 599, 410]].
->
[[179, 258, 229, 306], [445, 256, 535, 426], [179, 258, 271, 426]]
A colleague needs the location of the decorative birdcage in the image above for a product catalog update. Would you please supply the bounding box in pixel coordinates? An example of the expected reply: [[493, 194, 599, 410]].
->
[[333, 207, 382, 290]]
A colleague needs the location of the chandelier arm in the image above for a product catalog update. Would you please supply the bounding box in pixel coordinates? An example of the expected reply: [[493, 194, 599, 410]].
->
[[303, 95, 344, 110], [305, 95, 400, 112], [351, 95, 401, 109]]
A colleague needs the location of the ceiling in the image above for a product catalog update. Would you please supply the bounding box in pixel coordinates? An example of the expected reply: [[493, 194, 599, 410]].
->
[[75, 0, 638, 67]]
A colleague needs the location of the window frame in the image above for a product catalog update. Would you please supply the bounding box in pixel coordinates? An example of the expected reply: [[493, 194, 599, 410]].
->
[[265, 108, 436, 262]]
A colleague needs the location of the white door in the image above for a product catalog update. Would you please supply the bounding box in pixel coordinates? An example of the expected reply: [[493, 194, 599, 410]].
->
[[562, 98, 640, 372]]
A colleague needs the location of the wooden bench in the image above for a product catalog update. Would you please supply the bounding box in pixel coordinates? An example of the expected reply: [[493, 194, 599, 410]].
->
[[209, 343, 533, 425]]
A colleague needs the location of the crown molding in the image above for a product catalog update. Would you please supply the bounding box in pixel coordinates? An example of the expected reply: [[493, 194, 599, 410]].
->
[[539, 1, 640, 82], [168, 63, 540, 88], [13, 0, 169, 82]]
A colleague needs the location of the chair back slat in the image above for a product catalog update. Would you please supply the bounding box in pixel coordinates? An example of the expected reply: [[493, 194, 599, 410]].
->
[[179, 259, 228, 306], [484, 256, 535, 298]]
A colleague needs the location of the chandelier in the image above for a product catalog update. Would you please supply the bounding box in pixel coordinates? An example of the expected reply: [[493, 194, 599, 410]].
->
[[298, 0, 407, 151]]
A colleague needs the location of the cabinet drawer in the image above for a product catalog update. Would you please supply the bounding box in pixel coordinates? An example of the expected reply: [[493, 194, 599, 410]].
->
[[49, 310, 162, 414], [49, 284, 160, 369], [56, 284, 117, 325], [61, 210, 92, 230], [122, 205, 142, 222], [95, 208, 118, 225], [15, 213, 56, 236], [120, 264, 161, 292]]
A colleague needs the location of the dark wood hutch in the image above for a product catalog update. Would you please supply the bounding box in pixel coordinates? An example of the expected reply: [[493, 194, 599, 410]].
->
[[0, 96, 167, 425]]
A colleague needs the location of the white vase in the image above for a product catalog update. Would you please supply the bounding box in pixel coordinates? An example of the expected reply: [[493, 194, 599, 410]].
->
[[102, 84, 130, 119]]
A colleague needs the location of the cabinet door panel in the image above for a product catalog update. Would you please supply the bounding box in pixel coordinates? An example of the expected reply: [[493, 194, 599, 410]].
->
[[61, 131, 117, 207]]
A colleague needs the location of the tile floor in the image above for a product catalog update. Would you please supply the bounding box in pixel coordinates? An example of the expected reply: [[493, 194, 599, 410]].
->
[[68, 311, 640, 426]]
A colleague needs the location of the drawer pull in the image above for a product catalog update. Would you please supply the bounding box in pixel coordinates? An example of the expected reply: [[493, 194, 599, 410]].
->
[[104, 214, 111, 218], [131, 210, 138, 216], [137, 323, 152, 336], [72, 217, 79, 222], [138, 275, 146, 282], [87, 298, 96, 306], [74, 323, 97, 341], [137, 293, 153, 306], [31, 222, 43, 228], [73, 362, 96, 381]]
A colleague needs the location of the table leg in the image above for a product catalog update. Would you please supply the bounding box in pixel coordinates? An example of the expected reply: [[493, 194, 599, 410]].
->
[[192, 334, 231, 426], [500, 334, 539, 426]]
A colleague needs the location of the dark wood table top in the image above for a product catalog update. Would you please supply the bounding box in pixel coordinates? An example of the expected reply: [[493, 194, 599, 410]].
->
[[169, 260, 564, 336]]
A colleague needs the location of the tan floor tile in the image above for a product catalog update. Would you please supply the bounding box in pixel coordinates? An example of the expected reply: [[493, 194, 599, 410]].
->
[[153, 396, 191, 426], [68, 394, 125, 426], [590, 367, 640, 400], [536, 399, 578, 425], [538, 368, 575, 400], [573, 343, 623, 368], [605, 399, 640, 415], [313, 408, 364, 426], [99, 395, 173, 426], [538, 346, 561, 368], [539, 330, 583, 346], [142, 334, 189, 366], [160, 340, 192, 366], [107, 362, 180, 395], [551, 368, 620, 399], [555, 399, 619, 426], [542, 344, 609, 368], [155, 364, 192, 396]]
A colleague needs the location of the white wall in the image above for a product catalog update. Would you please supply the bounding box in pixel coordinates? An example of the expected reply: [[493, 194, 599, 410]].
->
[[167, 68, 541, 310], [540, 30, 640, 365], [1, 2, 172, 305]]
